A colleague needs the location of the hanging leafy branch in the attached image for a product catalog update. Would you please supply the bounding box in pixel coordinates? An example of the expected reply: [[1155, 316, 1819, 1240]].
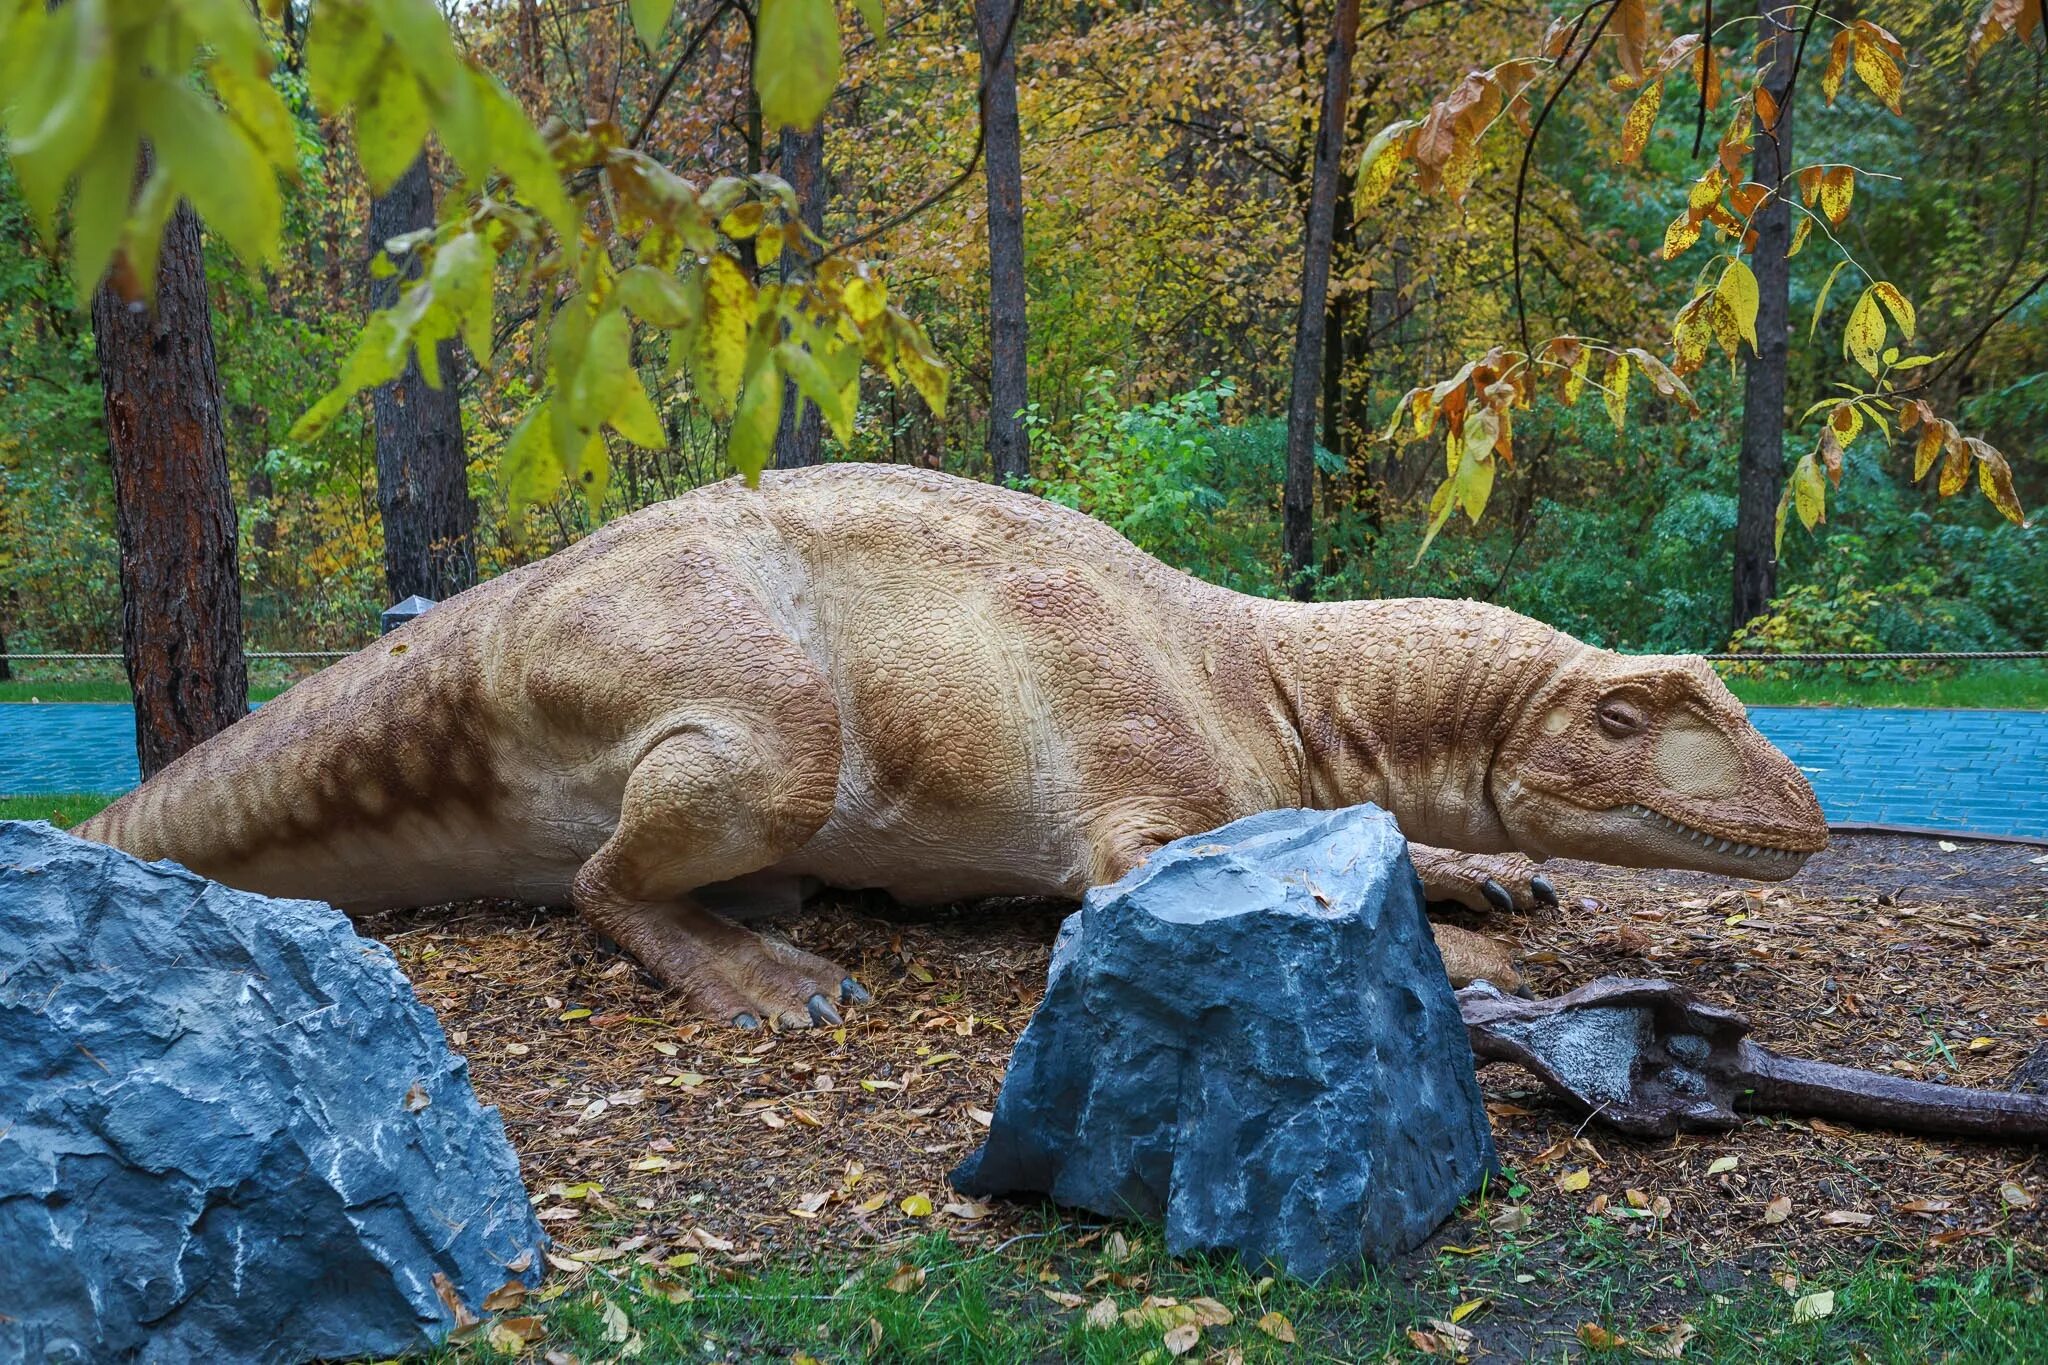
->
[[0, 0, 947, 526], [1346, 0, 2032, 560]]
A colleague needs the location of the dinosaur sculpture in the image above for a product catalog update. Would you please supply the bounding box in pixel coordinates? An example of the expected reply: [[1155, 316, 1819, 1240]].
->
[[78, 464, 1827, 1028]]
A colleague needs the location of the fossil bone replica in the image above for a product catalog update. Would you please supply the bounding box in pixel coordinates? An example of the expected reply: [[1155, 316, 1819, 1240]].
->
[[78, 464, 1828, 1029], [1459, 978, 2048, 1143]]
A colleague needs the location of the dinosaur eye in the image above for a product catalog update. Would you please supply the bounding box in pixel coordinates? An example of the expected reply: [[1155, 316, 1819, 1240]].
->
[[1596, 697, 1646, 737]]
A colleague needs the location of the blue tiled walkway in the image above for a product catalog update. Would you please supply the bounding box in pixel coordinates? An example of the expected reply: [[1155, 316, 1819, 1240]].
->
[[3, 703, 2045, 842], [1748, 707, 2048, 842]]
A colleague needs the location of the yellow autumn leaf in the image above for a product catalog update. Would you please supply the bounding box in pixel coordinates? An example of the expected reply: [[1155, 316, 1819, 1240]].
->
[[1620, 79, 1662, 165], [1602, 354, 1630, 431], [1789, 215, 1813, 257], [1821, 31, 1851, 103], [698, 254, 752, 415], [1255, 1311, 1296, 1343], [1820, 166, 1854, 224], [1558, 1167, 1593, 1192], [1939, 429, 1973, 495], [1852, 38, 1903, 113], [1354, 118, 1416, 210], [899, 1194, 934, 1217], [1913, 423, 1946, 481], [1844, 287, 1887, 377], [1661, 208, 1704, 259], [1871, 281, 1916, 340], [1716, 258, 1760, 354], [1793, 450, 1827, 529], [1975, 445, 2026, 523]]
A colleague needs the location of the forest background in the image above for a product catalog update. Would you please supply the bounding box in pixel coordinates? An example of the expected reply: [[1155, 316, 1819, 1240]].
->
[[1, 0, 2042, 677]]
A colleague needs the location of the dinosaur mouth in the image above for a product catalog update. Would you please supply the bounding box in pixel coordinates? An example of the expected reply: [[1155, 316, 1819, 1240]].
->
[[1614, 803, 1814, 865]]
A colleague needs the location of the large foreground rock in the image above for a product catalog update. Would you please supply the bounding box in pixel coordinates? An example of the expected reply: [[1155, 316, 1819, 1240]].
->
[[0, 822, 544, 1364], [952, 805, 1495, 1280]]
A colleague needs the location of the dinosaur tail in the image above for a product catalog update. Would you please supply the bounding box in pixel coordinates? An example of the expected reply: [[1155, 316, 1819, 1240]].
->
[[73, 616, 509, 906]]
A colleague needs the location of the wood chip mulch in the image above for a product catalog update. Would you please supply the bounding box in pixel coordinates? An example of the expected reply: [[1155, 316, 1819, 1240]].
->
[[362, 834, 2046, 1282]]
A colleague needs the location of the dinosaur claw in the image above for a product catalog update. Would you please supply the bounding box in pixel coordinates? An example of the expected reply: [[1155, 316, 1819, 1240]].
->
[[806, 993, 842, 1027], [1531, 875, 1558, 907], [1481, 879, 1515, 913], [840, 976, 871, 1005], [732, 1012, 760, 1031]]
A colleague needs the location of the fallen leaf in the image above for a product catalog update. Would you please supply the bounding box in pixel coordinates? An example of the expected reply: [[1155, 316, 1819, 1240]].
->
[[1407, 1328, 1455, 1356], [1937, 840, 1959, 852], [1763, 1196, 1793, 1224], [1042, 1290, 1086, 1309], [1163, 1322, 1201, 1356], [1256, 1311, 1296, 1343], [1967, 1037, 1997, 1052], [570, 1247, 625, 1263], [1558, 1168, 1592, 1192], [1791, 1289, 1835, 1323], [600, 1299, 631, 1344], [943, 1200, 993, 1220], [1106, 1230, 1133, 1261], [885, 1263, 925, 1293], [1086, 1297, 1120, 1330], [787, 1104, 823, 1128], [1821, 1210, 1874, 1227], [649, 1040, 679, 1057], [758, 1110, 786, 1129], [1426, 1317, 1476, 1349], [542, 1253, 586, 1275], [678, 1227, 735, 1252], [487, 1319, 545, 1353], [481, 1279, 528, 1312], [1579, 1321, 1625, 1348], [646, 1277, 693, 1304], [1634, 1319, 1698, 1359], [1897, 1198, 1953, 1215], [900, 1194, 934, 1217], [630, 1156, 670, 1173], [967, 1107, 995, 1126], [857, 1194, 889, 1213], [560, 1007, 593, 1021], [1490, 1204, 1533, 1232], [1186, 1296, 1234, 1327], [1705, 1156, 1739, 1176], [432, 1272, 480, 1331], [404, 1082, 432, 1113], [2001, 1182, 2037, 1209]]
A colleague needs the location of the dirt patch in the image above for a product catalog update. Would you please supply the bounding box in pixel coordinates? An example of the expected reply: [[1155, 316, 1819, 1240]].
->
[[365, 835, 2046, 1283]]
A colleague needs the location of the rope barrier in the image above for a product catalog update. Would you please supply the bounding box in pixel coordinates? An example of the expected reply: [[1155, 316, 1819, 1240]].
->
[[1, 651, 356, 662]]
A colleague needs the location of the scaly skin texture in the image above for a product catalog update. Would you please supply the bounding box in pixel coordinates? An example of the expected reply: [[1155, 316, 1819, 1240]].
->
[[77, 466, 1828, 1026]]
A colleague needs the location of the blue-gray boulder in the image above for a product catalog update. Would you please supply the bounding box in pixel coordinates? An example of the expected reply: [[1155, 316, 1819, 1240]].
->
[[0, 822, 544, 1364], [951, 805, 1495, 1280]]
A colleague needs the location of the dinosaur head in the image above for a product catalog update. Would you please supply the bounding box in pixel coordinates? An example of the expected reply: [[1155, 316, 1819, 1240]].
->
[[1491, 650, 1827, 879]]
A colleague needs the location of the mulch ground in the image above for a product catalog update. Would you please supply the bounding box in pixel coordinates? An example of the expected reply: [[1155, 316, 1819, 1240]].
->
[[363, 834, 2047, 1284]]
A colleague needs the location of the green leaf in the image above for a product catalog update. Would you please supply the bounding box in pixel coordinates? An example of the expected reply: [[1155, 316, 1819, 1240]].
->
[[209, 56, 297, 170], [631, 0, 677, 46], [891, 312, 949, 417], [6, 0, 115, 239], [855, 0, 887, 39], [617, 265, 699, 328], [477, 70, 577, 238], [141, 76, 282, 267], [356, 61, 429, 194], [502, 400, 564, 518], [1792, 450, 1826, 529], [755, 0, 842, 131], [1808, 258, 1849, 341], [609, 372, 669, 449], [776, 340, 854, 442], [68, 109, 136, 306], [728, 354, 784, 483], [306, 2, 383, 112]]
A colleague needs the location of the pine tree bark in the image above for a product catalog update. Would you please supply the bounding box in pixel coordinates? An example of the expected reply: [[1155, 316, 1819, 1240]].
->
[[775, 120, 827, 469], [1282, 0, 1361, 599], [976, 0, 1031, 485], [368, 154, 476, 604], [1732, 2, 1799, 630], [92, 195, 250, 779]]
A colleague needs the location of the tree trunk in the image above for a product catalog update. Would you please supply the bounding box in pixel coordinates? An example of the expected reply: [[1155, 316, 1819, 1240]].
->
[[1282, 0, 1361, 599], [1733, 2, 1798, 631], [775, 120, 827, 469], [368, 154, 476, 604], [976, 0, 1031, 485], [92, 195, 250, 779]]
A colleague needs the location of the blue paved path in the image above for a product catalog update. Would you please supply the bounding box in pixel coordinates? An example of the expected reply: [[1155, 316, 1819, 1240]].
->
[[1747, 706, 2048, 842], [4, 703, 2045, 842]]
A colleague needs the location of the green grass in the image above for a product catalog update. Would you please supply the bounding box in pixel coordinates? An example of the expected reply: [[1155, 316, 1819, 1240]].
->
[[416, 1223, 2045, 1364], [0, 793, 116, 828], [0, 678, 288, 703]]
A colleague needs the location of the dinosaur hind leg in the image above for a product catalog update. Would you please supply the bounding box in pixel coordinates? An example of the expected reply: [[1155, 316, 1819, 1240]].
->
[[571, 715, 854, 1030]]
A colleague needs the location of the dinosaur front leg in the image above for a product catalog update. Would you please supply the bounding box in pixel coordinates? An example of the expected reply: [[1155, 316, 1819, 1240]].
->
[[1408, 844, 1558, 914], [572, 720, 860, 1030]]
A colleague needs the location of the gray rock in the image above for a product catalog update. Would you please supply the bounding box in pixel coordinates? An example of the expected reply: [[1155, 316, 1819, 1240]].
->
[[0, 822, 544, 1364], [952, 805, 1495, 1280]]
